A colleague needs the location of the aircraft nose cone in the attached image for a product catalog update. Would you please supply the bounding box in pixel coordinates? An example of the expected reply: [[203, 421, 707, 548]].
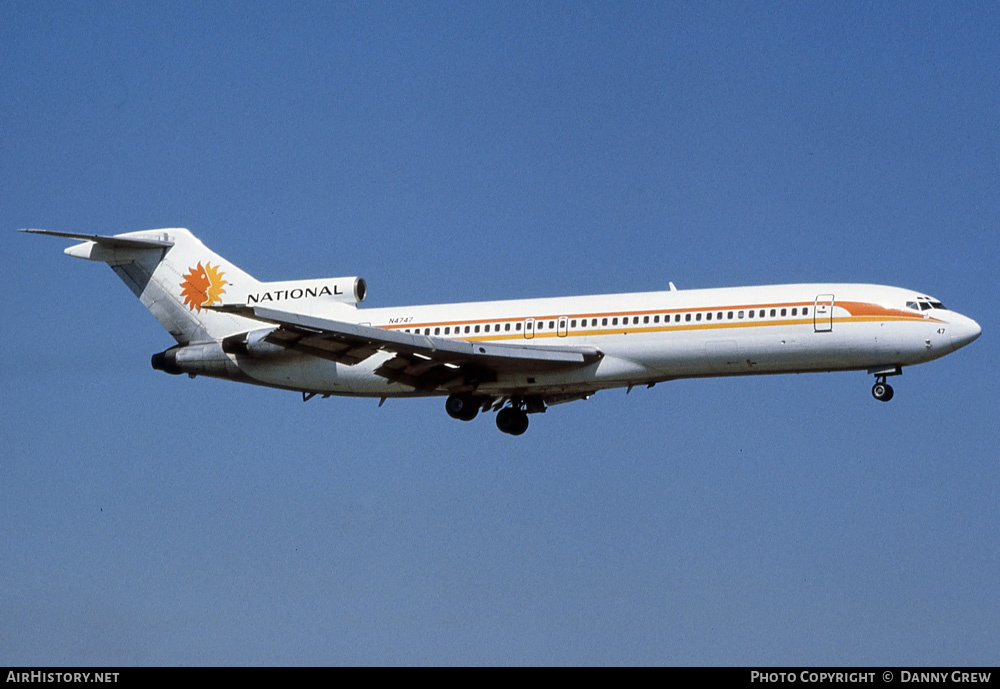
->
[[950, 314, 982, 351]]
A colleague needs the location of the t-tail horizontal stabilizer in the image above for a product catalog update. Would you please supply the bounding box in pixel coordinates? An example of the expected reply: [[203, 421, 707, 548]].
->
[[21, 228, 174, 250]]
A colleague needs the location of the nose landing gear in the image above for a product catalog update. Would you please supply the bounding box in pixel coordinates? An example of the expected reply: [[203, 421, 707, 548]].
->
[[871, 377, 894, 402], [868, 365, 901, 403]]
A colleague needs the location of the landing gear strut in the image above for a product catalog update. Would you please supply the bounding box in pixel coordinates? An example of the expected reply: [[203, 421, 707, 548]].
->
[[871, 377, 894, 402]]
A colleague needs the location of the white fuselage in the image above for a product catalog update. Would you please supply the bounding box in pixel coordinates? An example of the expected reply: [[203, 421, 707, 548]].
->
[[29, 228, 981, 433], [233, 283, 980, 398]]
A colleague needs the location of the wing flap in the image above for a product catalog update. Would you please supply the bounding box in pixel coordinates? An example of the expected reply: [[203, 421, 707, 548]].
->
[[263, 327, 380, 366], [374, 355, 469, 392]]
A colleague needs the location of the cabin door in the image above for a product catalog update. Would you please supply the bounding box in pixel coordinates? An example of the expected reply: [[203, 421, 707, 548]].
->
[[814, 295, 834, 332]]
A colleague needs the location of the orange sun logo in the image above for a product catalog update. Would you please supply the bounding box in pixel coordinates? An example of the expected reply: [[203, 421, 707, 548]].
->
[[180, 262, 227, 311]]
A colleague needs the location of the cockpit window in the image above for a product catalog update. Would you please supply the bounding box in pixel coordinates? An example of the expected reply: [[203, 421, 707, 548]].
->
[[911, 297, 948, 311]]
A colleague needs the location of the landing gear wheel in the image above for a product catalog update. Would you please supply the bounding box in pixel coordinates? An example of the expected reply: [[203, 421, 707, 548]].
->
[[872, 382, 894, 402], [496, 407, 529, 435], [445, 394, 479, 421]]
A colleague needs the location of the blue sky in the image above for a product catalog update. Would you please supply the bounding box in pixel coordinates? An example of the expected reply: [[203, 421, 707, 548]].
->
[[2, 1, 997, 665]]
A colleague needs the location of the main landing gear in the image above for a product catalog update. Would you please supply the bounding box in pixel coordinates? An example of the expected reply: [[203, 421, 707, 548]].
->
[[495, 406, 529, 436], [444, 394, 535, 435], [445, 393, 481, 421]]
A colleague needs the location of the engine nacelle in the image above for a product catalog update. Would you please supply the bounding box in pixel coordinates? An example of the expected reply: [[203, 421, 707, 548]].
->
[[242, 277, 367, 307], [151, 341, 243, 378], [221, 327, 290, 358]]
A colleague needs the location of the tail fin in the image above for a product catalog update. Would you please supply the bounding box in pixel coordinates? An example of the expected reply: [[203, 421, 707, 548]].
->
[[25, 228, 264, 344]]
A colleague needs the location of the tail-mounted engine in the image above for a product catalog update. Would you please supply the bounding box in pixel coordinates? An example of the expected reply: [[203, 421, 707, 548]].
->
[[240, 277, 367, 307], [151, 341, 245, 378]]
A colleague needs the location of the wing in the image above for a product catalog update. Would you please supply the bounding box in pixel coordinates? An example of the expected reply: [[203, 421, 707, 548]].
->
[[232, 305, 603, 392]]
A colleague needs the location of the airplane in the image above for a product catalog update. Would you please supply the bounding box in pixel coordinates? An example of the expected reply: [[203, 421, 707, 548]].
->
[[24, 228, 981, 435]]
